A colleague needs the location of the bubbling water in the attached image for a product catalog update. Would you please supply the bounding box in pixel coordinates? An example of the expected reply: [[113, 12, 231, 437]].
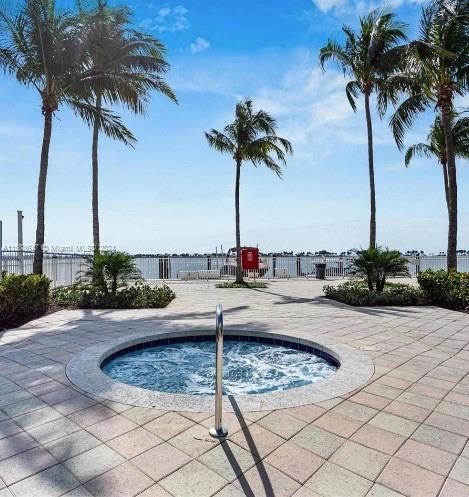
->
[[102, 340, 337, 395]]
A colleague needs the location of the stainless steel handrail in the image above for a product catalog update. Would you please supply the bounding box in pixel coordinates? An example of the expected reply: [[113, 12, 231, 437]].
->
[[209, 304, 228, 438]]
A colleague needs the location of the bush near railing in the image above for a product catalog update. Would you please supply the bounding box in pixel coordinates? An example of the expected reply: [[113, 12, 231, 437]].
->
[[52, 282, 175, 309], [418, 270, 469, 311], [323, 281, 425, 306], [0, 274, 51, 326]]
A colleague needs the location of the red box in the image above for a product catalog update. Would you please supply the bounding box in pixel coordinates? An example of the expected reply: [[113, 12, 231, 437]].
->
[[241, 248, 259, 270]]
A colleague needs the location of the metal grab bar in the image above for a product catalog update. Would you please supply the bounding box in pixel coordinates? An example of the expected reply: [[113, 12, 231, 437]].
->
[[209, 304, 228, 438]]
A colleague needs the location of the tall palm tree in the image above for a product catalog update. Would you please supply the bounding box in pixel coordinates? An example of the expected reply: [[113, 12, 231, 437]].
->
[[319, 10, 407, 248], [0, 0, 132, 274], [390, 0, 469, 271], [85, 1, 176, 255], [205, 99, 293, 284], [405, 114, 469, 212]]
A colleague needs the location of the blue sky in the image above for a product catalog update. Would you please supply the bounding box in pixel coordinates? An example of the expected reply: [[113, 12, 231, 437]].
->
[[0, 0, 468, 254]]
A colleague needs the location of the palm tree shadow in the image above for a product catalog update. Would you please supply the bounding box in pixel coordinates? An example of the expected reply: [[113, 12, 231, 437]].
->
[[227, 395, 275, 497]]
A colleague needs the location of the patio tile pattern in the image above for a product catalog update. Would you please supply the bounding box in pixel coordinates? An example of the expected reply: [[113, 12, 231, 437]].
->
[[1, 279, 469, 496]]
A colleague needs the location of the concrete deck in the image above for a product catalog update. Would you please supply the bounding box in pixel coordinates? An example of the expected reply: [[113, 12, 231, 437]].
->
[[1, 280, 469, 497]]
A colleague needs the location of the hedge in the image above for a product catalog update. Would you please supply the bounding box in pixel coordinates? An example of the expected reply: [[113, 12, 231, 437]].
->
[[323, 281, 426, 306], [0, 274, 51, 326], [52, 282, 175, 309], [418, 269, 469, 311]]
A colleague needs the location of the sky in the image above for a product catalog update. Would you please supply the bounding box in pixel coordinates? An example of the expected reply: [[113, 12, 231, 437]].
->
[[0, 0, 468, 255]]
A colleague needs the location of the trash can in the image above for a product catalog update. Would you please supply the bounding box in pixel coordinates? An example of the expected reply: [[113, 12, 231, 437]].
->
[[315, 263, 326, 280]]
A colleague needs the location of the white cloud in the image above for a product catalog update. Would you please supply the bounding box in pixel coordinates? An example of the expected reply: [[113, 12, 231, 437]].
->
[[311, 0, 426, 14], [139, 5, 189, 33], [190, 37, 211, 53]]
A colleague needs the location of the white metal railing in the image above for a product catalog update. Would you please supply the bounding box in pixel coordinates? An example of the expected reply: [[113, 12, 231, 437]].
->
[[2, 250, 469, 286]]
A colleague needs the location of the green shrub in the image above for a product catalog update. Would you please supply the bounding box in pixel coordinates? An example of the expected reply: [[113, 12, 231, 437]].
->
[[349, 247, 410, 292], [52, 282, 175, 309], [323, 281, 425, 306], [418, 270, 469, 311], [0, 274, 51, 325], [216, 281, 268, 289]]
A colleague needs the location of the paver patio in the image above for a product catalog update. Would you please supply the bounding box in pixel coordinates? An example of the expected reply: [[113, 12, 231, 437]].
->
[[1, 279, 469, 496]]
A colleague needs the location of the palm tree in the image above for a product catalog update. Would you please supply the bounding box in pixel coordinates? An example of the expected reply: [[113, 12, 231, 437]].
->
[[319, 10, 407, 248], [85, 1, 176, 255], [390, 0, 469, 271], [205, 99, 293, 284], [405, 114, 469, 212], [0, 0, 132, 274]]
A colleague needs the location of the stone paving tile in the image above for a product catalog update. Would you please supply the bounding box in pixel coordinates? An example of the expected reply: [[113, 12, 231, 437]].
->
[[265, 441, 324, 483], [0, 431, 37, 460], [45, 430, 101, 461], [0, 446, 57, 485], [63, 445, 125, 483], [366, 483, 406, 496], [411, 424, 468, 454], [143, 412, 194, 441], [107, 427, 162, 459], [330, 440, 390, 480], [349, 392, 391, 410], [13, 405, 63, 429], [160, 460, 228, 497], [28, 416, 81, 444], [377, 457, 445, 497], [0, 419, 21, 439], [230, 424, 284, 459], [369, 411, 419, 437], [53, 395, 97, 416], [257, 411, 307, 439], [291, 425, 345, 459], [395, 439, 457, 476], [284, 405, 326, 423], [213, 485, 246, 497], [449, 456, 469, 485], [39, 387, 81, 405], [169, 423, 218, 458], [439, 478, 469, 497], [198, 440, 259, 482], [331, 400, 378, 423], [84, 462, 154, 497], [8, 464, 80, 497], [138, 484, 173, 497], [305, 462, 373, 497], [1, 397, 46, 417], [68, 405, 116, 428], [425, 411, 469, 437], [86, 415, 138, 442], [383, 400, 431, 422], [121, 407, 166, 425], [313, 411, 363, 438], [232, 461, 301, 497], [350, 424, 406, 455], [131, 443, 191, 481]]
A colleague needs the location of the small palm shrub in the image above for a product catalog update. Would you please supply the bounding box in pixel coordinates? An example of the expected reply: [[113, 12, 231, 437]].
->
[[418, 270, 469, 311], [350, 247, 410, 293], [81, 250, 142, 295], [0, 274, 51, 326]]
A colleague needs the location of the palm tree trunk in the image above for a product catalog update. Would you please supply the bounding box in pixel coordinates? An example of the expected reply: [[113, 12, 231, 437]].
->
[[235, 158, 243, 284], [92, 94, 102, 256], [33, 109, 53, 274], [364, 92, 376, 249], [440, 104, 457, 271], [441, 160, 450, 214]]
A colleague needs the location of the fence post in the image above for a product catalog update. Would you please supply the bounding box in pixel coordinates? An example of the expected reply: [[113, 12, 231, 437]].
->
[[17, 210, 24, 275]]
